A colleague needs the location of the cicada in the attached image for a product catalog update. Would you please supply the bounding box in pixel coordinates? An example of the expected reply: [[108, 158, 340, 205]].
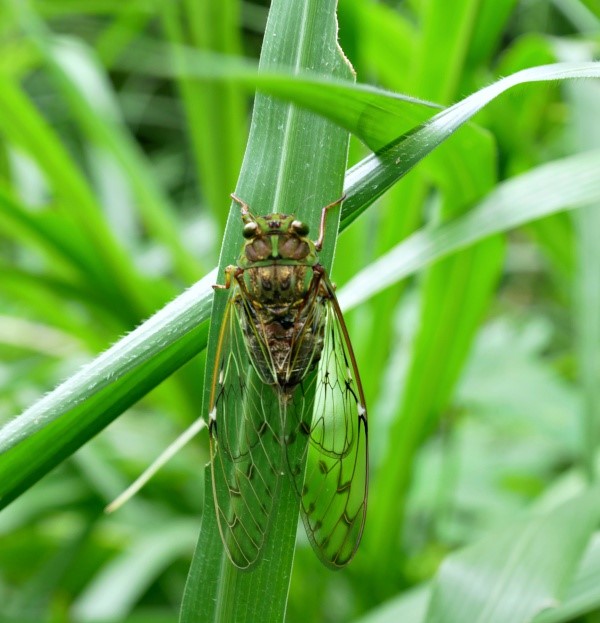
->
[[208, 194, 368, 570]]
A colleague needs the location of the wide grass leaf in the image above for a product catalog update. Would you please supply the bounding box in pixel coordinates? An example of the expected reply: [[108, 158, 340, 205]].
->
[[425, 487, 600, 623], [351, 489, 600, 623]]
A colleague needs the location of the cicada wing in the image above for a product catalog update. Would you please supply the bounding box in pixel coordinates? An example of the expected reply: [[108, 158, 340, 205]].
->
[[208, 290, 283, 569], [289, 275, 368, 569]]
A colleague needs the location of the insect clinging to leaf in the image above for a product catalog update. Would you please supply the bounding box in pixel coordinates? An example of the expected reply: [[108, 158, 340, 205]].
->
[[208, 193, 368, 570]]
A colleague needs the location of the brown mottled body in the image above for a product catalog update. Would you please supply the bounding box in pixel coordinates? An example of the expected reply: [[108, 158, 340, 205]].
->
[[236, 219, 326, 389]]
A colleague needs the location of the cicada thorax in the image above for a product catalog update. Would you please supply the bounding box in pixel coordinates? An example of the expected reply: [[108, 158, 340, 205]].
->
[[235, 215, 327, 390]]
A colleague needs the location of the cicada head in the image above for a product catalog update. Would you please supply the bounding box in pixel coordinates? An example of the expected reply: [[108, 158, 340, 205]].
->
[[236, 202, 317, 265]]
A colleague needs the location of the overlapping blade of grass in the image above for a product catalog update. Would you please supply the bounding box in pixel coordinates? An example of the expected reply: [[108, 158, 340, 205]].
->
[[122, 48, 600, 183], [179, 0, 353, 620], [118, 44, 440, 151], [340, 62, 600, 226], [141, 58, 600, 226], [2, 57, 600, 520]]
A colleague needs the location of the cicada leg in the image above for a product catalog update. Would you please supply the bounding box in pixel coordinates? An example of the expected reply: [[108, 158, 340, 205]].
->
[[230, 193, 250, 217], [315, 194, 346, 251], [213, 265, 243, 291]]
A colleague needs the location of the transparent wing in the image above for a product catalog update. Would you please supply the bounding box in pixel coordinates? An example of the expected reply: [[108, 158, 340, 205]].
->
[[208, 289, 283, 569], [287, 274, 369, 569]]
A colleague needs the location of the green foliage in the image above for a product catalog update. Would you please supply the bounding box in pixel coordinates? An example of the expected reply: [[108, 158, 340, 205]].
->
[[1, 0, 600, 622]]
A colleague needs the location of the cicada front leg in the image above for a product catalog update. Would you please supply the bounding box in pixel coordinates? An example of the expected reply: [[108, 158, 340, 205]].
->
[[315, 194, 346, 251], [212, 265, 244, 291]]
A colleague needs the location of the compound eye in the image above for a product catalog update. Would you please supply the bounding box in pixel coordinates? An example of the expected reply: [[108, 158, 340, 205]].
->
[[242, 222, 259, 238], [291, 220, 309, 236]]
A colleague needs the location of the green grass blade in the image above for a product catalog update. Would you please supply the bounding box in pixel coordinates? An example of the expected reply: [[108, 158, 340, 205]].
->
[[565, 65, 600, 482], [132, 57, 600, 233], [0, 274, 213, 508], [123, 51, 600, 156], [424, 487, 600, 623], [71, 520, 198, 622], [179, 0, 353, 620], [410, 0, 481, 102], [119, 45, 440, 151], [469, 0, 518, 64], [534, 533, 600, 623], [0, 185, 121, 294], [341, 62, 600, 228], [95, 4, 156, 67]]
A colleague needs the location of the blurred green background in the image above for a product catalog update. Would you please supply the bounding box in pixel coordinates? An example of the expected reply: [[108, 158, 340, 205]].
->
[[1, 0, 600, 621]]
